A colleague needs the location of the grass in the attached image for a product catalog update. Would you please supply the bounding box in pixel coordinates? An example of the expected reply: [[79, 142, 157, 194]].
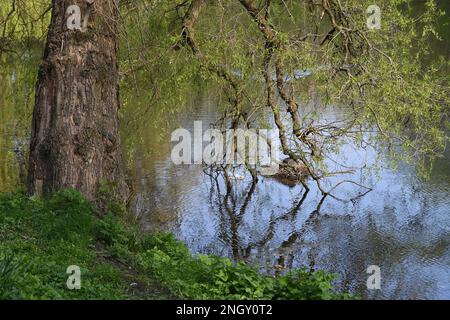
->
[[0, 189, 351, 300]]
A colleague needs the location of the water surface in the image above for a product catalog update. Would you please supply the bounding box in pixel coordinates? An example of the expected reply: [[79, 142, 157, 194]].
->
[[130, 99, 449, 300]]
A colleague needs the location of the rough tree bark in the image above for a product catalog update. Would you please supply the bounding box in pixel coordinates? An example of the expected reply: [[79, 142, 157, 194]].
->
[[28, 0, 129, 202]]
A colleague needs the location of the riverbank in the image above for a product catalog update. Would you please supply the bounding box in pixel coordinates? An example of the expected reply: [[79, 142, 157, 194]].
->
[[0, 189, 350, 300]]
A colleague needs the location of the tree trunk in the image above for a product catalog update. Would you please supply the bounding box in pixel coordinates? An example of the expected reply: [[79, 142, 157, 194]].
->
[[28, 0, 129, 202]]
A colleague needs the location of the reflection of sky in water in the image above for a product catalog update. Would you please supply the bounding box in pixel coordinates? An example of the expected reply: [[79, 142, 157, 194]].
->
[[134, 101, 449, 300]]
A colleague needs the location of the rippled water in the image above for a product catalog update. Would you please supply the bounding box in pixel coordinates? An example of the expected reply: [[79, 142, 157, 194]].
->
[[132, 99, 450, 300]]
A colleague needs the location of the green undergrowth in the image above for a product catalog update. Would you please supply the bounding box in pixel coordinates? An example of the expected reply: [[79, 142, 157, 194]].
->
[[0, 189, 352, 300]]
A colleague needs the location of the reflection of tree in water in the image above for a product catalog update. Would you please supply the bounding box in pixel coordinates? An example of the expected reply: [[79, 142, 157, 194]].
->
[[205, 168, 449, 299], [206, 168, 328, 272]]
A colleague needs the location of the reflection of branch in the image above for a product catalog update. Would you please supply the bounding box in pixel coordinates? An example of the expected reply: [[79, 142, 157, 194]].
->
[[208, 169, 257, 260], [253, 188, 310, 250], [327, 180, 373, 203], [207, 169, 360, 274], [274, 193, 327, 273]]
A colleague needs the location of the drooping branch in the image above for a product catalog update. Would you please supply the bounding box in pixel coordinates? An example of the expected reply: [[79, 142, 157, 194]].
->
[[182, 0, 263, 181], [181, 0, 242, 106], [237, 0, 376, 200]]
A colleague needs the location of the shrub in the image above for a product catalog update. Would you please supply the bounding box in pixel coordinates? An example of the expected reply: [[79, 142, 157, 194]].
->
[[134, 233, 348, 299]]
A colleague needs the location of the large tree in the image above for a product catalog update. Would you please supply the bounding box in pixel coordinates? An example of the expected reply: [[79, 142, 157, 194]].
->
[[28, 0, 129, 201]]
